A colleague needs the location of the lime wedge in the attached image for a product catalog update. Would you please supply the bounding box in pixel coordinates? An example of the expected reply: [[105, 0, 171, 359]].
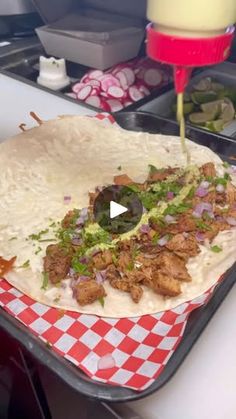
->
[[205, 119, 224, 132], [191, 91, 218, 104], [220, 99, 235, 123], [189, 112, 215, 124], [193, 77, 212, 91]]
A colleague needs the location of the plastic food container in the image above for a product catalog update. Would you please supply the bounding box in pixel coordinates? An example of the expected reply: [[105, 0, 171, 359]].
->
[[138, 62, 236, 138], [35, 8, 144, 70]]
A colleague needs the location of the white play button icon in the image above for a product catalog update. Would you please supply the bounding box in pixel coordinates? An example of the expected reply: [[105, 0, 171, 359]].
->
[[110, 201, 128, 219]]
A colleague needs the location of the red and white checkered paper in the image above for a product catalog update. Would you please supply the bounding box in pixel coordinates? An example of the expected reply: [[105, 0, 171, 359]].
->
[[0, 114, 223, 391]]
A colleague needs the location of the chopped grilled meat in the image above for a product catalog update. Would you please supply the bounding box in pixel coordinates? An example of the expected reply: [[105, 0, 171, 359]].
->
[[117, 251, 133, 271], [44, 244, 72, 284], [130, 284, 143, 303], [75, 280, 106, 306], [150, 271, 181, 297], [167, 214, 197, 234], [202, 190, 216, 204], [215, 192, 226, 205], [201, 162, 216, 178], [113, 174, 134, 186], [61, 210, 77, 229], [156, 251, 191, 282], [92, 250, 113, 270], [225, 182, 236, 206], [148, 167, 178, 182], [109, 278, 130, 292], [166, 233, 200, 259], [227, 207, 236, 218], [202, 220, 229, 242]]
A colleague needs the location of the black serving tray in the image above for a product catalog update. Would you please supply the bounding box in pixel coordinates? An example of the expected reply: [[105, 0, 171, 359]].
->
[[0, 111, 236, 403]]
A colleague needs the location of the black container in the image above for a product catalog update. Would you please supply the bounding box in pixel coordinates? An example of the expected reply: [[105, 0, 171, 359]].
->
[[0, 112, 236, 403]]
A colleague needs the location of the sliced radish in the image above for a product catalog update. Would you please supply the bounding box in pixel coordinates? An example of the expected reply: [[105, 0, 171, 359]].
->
[[101, 92, 109, 98], [77, 85, 92, 100], [115, 71, 129, 90], [106, 99, 123, 112], [137, 84, 150, 96], [80, 74, 91, 83], [88, 70, 104, 79], [85, 95, 101, 108], [100, 99, 110, 112], [86, 79, 101, 88], [72, 82, 86, 93], [136, 68, 146, 80], [100, 75, 120, 92], [144, 68, 163, 87], [90, 87, 100, 96], [128, 86, 145, 102], [123, 100, 133, 107], [121, 67, 135, 86], [107, 86, 125, 99]]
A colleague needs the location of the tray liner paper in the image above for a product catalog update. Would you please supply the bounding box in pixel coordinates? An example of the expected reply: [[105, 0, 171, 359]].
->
[[0, 114, 222, 391]]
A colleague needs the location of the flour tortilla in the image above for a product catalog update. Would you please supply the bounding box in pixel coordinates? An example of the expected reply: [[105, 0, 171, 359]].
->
[[1, 115, 236, 318]]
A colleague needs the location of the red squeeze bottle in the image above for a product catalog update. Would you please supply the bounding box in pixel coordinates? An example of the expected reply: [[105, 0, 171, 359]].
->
[[145, 0, 236, 93]]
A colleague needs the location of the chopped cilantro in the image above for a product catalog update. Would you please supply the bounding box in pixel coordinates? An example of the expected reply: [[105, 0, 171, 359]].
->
[[205, 176, 214, 183], [98, 296, 105, 308], [126, 261, 134, 271], [41, 272, 49, 290], [38, 238, 57, 243], [83, 229, 111, 248], [49, 221, 57, 228], [18, 260, 30, 269], [211, 245, 222, 253], [164, 203, 191, 216], [71, 259, 90, 276], [148, 164, 159, 175], [215, 173, 231, 186], [223, 162, 230, 168], [112, 254, 118, 265], [117, 165, 122, 171], [195, 219, 212, 231], [53, 296, 61, 303], [187, 186, 196, 199], [29, 229, 49, 241], [9, 237, 17, 241], [35, 247, 42, 255], [152, 233, 159, 245]]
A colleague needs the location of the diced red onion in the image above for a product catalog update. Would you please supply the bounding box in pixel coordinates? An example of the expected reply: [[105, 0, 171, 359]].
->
[[158, 235, 169, 246], [71, 237, 82, 246], [164, 214, 176, 224], [69, 268, 75, 277], [216, 184, 225, 193], [226, 217, 236, 226], [195, 187, 208, 198], [64, 195, 71, 204], [200, 180, 210, 189], [79, 275, 90, 282], [192, 202, 213, 218], [166, 191, 174, 200], [196, 232, 205, 242], [80, 256, 89, 264], [139, 224, 151, 234], [76, 207, 88, 225], [183, 232, 189, 238], [61, 282, 67, 289], [95, 270, 107, 284], [216, 215, 224, 222], [97, 354, 116, 370]]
